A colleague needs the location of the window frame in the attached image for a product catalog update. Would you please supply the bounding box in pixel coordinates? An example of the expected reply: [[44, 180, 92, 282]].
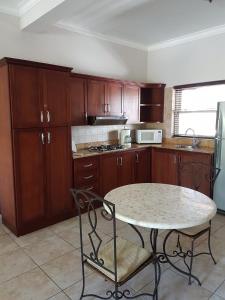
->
[[173, 80, 225, 139]]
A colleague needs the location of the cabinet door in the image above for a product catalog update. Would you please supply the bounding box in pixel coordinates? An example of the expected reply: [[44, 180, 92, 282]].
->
[[14, 129, 46, 229], [134, 149, 149, 183], [87, 80, 105, 116], [124, 85, 140, 124], [100, 154, 118, 196], [118, 151, 134, 187], [151, 148, 178, 185], [45, 126, 73, 219], [41, 69, 69, 126], [69, 77, 87, 125], [107, 82, 123, 115], [10, 65, 42, 128], [179, 152, 212, 196]]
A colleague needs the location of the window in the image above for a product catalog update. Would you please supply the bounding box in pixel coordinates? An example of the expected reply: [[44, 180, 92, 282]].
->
[[173, 82, 225, 138]]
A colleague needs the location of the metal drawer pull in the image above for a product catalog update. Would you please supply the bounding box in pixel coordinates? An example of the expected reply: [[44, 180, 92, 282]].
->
[[46, 111, 50, 122], [136, 153, 139, 163], [47, 132, 51, 144], [86, 186, 94, 191], [83, 163, 93, 168], [41, 133, 45, 144], [83, 175, 94, 180], [40, 111, 44, 123]]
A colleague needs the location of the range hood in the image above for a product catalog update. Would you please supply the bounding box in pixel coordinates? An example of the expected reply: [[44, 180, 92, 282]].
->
[[87, 115, 128, 125]]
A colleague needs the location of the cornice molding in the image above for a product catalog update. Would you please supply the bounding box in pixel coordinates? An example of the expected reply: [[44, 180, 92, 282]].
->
[[55, 21, 148, 51], [148, 24, 225, 51], [18, 0, 42, 15], [0, 5, 19, 16]]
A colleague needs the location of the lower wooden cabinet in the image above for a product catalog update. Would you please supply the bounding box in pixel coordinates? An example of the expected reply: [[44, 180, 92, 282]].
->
[[151, 147, 213, 196], [151, 148, 178, 185], [134, 149, 150, 183], [11, 126, 73, 235]]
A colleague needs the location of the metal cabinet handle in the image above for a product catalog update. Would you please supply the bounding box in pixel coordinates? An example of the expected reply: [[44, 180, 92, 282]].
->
[[83, 163, 93, 168], [47, 132, 51, 144], [83, 175, 94, 180], [103, 104, 107, 113], [86, 186, 94, 191], [136, 153, 139, 163], [40, 111, 44, 123], [117, 157, 119, 165], [46, 111, 50, 123], [120, 157, 123, 166], [41, 133, 45, 144], [107, 104, 110, 113], [173, 155, 177, 164]]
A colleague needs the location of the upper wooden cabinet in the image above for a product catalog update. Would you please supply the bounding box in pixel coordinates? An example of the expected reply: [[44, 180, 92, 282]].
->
[[10, 65, 42, 128], [124, 84, 140, 124], [41, 69, 69, 127], [87, 79, 105, 116], [69, 76, 87, 125], [106, 81, 123, 115], [7, 60, 71, 129]]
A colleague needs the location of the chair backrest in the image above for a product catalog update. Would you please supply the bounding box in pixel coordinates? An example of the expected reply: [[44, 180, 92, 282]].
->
[[70, 188, 118, 280]]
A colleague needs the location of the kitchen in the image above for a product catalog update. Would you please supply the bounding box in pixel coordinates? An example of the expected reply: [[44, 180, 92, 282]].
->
[[0, 0, 225, 299]]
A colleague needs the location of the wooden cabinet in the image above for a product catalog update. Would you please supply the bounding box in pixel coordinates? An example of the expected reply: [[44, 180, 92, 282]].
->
[[0, 58, 73, 236], [134, 149, 150, 183], [106, 82, 123, 115], [140, 85, 165, 123], [45, 127, 72, 220], [178, 152, 212, 197], [100, 151, 134, 196], [151, 147, 213, 196], [10, 65, 42, 128], [69, 76, 87, 125], [41, 69, 69, 126], [87, 79, 105, 116], [124, 85, 140, 124], [151, 148, 178, 185], [14, 129, 46, 229]]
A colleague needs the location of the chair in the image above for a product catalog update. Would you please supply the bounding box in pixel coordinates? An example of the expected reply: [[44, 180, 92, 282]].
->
[[71, 188, 160, 300], [174, 161, 219, 285]]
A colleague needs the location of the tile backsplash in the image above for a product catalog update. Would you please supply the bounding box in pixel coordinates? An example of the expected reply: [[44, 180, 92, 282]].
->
[[72, 124, 143, 145]]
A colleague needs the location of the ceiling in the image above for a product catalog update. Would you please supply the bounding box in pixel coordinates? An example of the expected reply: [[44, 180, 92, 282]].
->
[[0, 0, 225, 50]]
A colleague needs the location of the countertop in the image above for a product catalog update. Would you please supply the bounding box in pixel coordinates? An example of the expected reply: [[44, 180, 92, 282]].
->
[[73, 143, 214, 159]]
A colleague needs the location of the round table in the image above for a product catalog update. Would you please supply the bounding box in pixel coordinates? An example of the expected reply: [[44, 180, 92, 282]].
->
[[105, 183, 217, 230], [104, 183, 217, 286]]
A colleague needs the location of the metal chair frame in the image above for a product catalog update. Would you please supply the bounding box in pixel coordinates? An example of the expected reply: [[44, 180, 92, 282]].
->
[[71, 189, 161, 300]]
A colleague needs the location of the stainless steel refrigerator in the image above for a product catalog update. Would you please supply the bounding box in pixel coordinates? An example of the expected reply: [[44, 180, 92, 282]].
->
[[213, 101, 225, 212]]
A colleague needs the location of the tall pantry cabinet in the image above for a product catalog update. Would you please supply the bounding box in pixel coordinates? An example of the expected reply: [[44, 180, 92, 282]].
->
[[0, 58, 73, 236]]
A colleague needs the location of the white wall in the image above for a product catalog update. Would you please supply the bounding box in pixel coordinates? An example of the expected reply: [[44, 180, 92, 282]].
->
[[147, 33, 225, 87], [0, 13, 147, 81]]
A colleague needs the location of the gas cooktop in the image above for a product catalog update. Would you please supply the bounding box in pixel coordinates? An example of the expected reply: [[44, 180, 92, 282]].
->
[[88, 144, 125, 153]]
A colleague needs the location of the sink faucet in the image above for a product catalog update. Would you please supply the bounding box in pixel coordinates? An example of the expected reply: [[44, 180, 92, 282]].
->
[[185, 128, 200, 148]]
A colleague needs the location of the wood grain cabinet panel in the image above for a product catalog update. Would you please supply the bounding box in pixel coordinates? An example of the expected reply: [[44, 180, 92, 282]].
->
[[10, 65, 42, 128], [45, 126, 73, 219], [14, 129, 46, 227], [87, 80, 105, 116], [41, 69, 69, 126], [124, 85, 140, 124], [118, 151, 134, 187], [134, 149, 150, 183], [151, 148, 178, 185], [106, 82, 123, 115], [69, 76, 87, 125]]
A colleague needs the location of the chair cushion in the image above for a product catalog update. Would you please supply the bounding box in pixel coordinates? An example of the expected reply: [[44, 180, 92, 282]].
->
[[87, 237, 152, 282]]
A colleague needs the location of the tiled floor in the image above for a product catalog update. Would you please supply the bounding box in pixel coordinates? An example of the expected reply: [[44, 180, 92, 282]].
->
[[0, 212, 224, 300]]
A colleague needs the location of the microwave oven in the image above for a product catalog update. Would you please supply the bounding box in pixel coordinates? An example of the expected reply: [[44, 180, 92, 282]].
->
[[136, 129, 162, 144]]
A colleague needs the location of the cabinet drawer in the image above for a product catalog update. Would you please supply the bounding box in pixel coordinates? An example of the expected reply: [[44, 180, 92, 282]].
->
[[74, 169, 98, 186], [75, 182, 99, 194], [75, 156, 99, 172]]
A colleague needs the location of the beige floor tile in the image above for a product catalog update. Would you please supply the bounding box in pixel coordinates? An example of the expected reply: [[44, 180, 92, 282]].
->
[[48, 292, 70, 300], [50, 218, 78, 234], [127, 263, 155, 292], [0, 268, 60, 300], [57, 228, 82, 248], [0, 248, 36, 284], [64, 273, 113, 300], [140, 269, 211, 300], [215, 281, 225, 299], [23, 235, 74, 265], [214, 214, 225, 225], [9, 227, 57, 247], [41, 250, 92, 289], [212, 225, 225, 241], [0, 234, 19, 255], [210, 294, 225, 300], [0, 223, 8, 236]]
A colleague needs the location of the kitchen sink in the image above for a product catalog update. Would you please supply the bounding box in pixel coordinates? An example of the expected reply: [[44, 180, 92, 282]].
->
[[175, 144, 194, 150]]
